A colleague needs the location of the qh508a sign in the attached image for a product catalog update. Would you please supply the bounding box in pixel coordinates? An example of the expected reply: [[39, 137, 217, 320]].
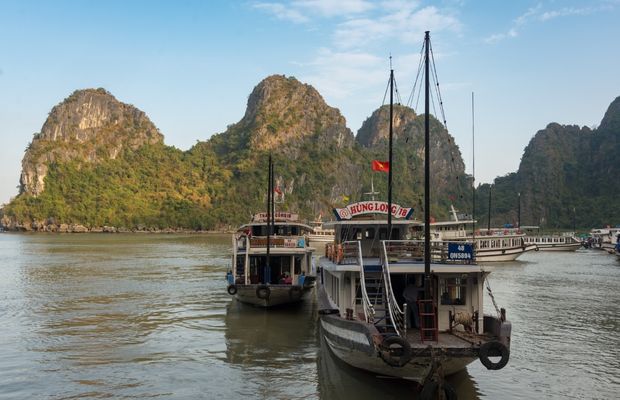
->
[[333, 201, 413, 221]]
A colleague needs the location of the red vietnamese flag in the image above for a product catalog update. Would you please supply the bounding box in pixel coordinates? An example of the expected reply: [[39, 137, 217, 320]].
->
[[371, 160, 390, 172]]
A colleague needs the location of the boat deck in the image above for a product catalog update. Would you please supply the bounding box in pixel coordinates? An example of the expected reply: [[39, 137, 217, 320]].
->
[[404, 330, 480, 349]]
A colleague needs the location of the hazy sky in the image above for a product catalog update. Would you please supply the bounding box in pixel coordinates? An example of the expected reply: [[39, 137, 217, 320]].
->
[[1, 0, 619, 205]]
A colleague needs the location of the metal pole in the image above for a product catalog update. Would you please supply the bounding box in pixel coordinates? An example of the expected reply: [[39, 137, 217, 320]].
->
[[265, 155, 272, 284], [472, 91, 476, 239], [487, 185, 492, 231], [517, 192, 521, 228], [424, 31, 431, 298]]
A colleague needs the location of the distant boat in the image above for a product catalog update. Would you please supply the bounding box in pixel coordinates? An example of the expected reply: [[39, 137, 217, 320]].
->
[[589, 227, 620, 253], [317, 32, 511, 394], [225, 156, 316, 307], [426, 207, 537, 261], [307, 216, 335, 245], [523, 233, 581, 252]]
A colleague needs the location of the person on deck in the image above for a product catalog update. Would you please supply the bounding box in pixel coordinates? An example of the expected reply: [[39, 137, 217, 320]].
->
[[403, 275, 424, 329], [283, 273, 293, 285]]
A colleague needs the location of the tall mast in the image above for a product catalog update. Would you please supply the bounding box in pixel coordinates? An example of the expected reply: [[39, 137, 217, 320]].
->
[[271, 160, 275, 240], [472, 92, 476, 239], [265, 155, 272, 284], [388, 67, 394, 240], [424, 31, 431, 297]]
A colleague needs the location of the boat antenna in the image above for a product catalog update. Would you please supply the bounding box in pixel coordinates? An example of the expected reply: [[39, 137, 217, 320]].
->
[[424, 31, 431, 298], [517, 192, 521, 228], [472, 92, 476, 239], [364, 176, 380, 201], [487, 185, 492, 231], [387, 63, 394, 240], [265, 154, 272, 284]]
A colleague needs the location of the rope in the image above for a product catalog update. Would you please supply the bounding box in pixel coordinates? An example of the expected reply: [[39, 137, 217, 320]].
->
[[485, 278, 502, 318]]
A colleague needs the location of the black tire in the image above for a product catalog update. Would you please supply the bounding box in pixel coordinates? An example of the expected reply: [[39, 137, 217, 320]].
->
[[479, 341, 510, 370], [227, 284, 237, 295], [289, 286, 303, 301], [256, 285, 270, 300], [419, 380, 457, 400], [378, 335, 412, 367]]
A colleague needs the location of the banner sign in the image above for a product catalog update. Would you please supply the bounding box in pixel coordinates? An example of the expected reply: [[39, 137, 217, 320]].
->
[[333, 201, 414, 221], [253, 212, 299, 222], [448, 243, 474, 260]]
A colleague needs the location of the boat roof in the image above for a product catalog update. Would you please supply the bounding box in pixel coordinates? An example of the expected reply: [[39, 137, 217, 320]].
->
[[238, 221, 313, 231], [324, 219, 422, 228]]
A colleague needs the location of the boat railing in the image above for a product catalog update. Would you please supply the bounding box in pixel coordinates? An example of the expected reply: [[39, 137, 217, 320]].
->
[[248, 235, 308, 249], [325, 242, 358, 264], [344, 240, 374, 323], [384, 240, 476, 264], [380, 240, 406, 336]]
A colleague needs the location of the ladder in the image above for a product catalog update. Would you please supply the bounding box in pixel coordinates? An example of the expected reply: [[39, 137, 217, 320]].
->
[[418, 299, 438, 342]]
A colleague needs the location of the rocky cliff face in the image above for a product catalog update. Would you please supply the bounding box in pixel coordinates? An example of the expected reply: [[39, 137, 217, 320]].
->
[[479, 96, 620, 228], [236, 75, 355, 152], [356, 104, 418, 147], [20, 88, 163, 195]]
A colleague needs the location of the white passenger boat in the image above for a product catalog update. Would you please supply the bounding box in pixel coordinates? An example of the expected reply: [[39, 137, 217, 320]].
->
[[317, 32, 511, 396], [523, 234, 581, 251], [307, 217, 335, 245], [427, 209, 537, 262]]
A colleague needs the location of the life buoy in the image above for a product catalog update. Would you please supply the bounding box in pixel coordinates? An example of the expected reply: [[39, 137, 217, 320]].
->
[[227, 285, 237, 295], [378, 335, 412, 367], [479, 341, 510, 370], [256, 285, 271, 300], [289, 286, 303, 301], [419, 380, 457, 400]]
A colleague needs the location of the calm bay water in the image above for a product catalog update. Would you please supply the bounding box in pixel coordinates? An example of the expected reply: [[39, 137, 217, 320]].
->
[[0, 233, 618, 399]]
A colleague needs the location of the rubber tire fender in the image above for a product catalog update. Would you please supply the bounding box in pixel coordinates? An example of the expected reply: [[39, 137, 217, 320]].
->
[[256, 285, 271, 300], [289, 286, 303, 301], [479, 341, 510, 370], [378, 335, 412, 368], [419, 380, 457, 400], [227, 284, 237, 295]]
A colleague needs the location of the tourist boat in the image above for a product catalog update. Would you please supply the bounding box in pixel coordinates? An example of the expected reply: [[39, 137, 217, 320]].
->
[[426, 207, 537, 262], [307, 216, 335, 245], [317, 32, 511, 395], [589, 227, 620, 252], [523, 233, 581, 251], [225, 156, 316, 307]]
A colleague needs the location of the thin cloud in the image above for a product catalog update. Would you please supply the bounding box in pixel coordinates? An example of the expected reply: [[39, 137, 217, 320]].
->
[[252, 0, 374, 23], [252, 2, 309, 23], [485, 2, 614, 44], [333, 6, 461, 49]]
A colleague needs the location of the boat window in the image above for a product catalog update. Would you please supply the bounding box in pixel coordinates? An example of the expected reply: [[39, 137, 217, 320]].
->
[[365, 228, 375, 239], [440, 277, 467, 305]]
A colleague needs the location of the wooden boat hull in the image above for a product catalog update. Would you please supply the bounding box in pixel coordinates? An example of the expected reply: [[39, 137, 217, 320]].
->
[[319, 314, 479, 383], [233, 281, 315, 307]]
